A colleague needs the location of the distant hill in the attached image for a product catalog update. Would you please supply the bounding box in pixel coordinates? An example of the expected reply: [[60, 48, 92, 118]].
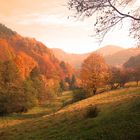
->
[[52, 48, 89, 69], [1, 23, 139, 75], [95, 45, 124, 56], [52, 46, 140, 68], [52, 45, 125, 68], [123, 54, 140, 68], [0, 23, 74, 80], [104, 48, 140, 66]]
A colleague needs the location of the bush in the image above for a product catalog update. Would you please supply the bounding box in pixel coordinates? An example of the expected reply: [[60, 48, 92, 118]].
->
[[85, 105, 99, 118], [0, 88, 29, 115], [61, 99, 73, 107], [72, 89, 86, 102]]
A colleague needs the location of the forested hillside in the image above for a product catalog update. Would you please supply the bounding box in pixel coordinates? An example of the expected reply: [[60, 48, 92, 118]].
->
[[0, 23, 76, 115]]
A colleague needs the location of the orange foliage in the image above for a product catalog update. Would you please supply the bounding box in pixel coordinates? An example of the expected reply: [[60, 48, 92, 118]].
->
[[14, 52, 37, 79], [0, 31, 75, 82], [0, 39, 14, 61], [80, 53, 109, 95]]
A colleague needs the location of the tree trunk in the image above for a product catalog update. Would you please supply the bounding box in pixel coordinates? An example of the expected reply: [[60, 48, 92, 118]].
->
[[136, 81, 139, 86], [120, 83, 125, 88], [92, 87, 97, 95], [110, 84, 114, 90]]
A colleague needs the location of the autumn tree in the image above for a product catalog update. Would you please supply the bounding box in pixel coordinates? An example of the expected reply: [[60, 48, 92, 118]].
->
[[59, 79, 69, 91], [29, 67, 48, 104], [0, 60, 24, 115], [45, 79, 61, 98], [0, 61, 3, 86], [80, 53, 109, 95], [61, 75, 77, 90], [108, 66, 121, 89], [59, 61, 76, 90], [0, 23, 16, 38], [70, 75, 76, 89], [22, 78, 38, 109], [60, 61, 67, 73], [1, 60, 20, 87], [131, 69, 140, 86], [65, 77, 71, 85], [0, 60, 41, 114], [108, 66, 131, 88], [60, 79, 65, 91], [68, 0, 140, 42], [118, 68, 130, 87]]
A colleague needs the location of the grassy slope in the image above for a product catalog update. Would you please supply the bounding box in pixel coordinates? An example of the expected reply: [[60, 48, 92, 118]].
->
[[0, 88, 140, 140]]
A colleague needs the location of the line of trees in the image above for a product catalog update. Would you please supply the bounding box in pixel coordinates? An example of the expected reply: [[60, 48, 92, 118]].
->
[[80, 53, 140, 96], [0, 58, 78, 115], [0, 53, 139, 115], [0, 59, 62, 115], [60, 75, 76, 91], [123, 54, 140, 86]]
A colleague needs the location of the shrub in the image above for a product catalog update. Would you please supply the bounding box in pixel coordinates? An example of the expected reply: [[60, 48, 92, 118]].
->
[[85, 105, 99, 118], [72, 89, 86, 102]]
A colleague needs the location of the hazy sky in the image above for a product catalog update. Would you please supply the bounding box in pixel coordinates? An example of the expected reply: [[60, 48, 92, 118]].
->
[[0, 0, 139, 54]]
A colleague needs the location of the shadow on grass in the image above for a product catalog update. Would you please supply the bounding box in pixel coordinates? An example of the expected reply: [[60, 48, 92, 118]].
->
[[0, 93, 140, 140], [16, 111, 50, 119], [0, 110, 52, 122]]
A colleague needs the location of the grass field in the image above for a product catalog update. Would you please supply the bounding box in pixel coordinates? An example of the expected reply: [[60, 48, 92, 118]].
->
[[0, 87, 140, 140]]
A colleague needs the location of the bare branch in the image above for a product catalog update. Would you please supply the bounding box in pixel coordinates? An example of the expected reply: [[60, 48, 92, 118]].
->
[[68, 0, 140, 43], [108, 0, 140, 20]]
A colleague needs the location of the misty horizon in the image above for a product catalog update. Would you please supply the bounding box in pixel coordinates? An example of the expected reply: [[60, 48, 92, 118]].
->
[[0, 0, 138, 54]]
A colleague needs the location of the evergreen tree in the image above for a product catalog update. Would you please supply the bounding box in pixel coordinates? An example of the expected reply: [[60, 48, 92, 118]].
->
[[1, 60, 20, 87], [0, 60, 24, 115], [60, 79, 64, 91], [30, 67, 47, 104], [70, 75, 76, 89]]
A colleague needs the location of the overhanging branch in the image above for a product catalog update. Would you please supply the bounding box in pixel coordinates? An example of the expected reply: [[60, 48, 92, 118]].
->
[[108, 0, 140, 21]]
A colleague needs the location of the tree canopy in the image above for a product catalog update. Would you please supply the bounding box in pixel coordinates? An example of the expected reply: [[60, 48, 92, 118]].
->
[[80, 53, 109, 95], [68, 0, 140, 42]]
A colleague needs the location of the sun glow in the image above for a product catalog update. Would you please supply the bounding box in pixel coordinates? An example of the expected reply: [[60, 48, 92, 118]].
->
[[0, 0, 138, 54]]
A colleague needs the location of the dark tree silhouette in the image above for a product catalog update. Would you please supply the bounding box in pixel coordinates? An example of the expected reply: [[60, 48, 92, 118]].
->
[[68, 0, 140, 42]]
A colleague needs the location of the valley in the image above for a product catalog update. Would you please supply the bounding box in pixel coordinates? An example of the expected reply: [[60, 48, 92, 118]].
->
[[0, 86, 139, 140], [0, 0, 140, 138]]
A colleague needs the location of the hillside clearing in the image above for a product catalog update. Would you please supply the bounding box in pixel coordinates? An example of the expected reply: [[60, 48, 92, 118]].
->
[[0, 87, 140, 140]]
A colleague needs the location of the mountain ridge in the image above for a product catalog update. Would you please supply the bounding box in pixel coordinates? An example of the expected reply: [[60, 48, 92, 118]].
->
[[52, 46, 140, 68], [52, 45, 128, 68], [95, 45, 124, 56]]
